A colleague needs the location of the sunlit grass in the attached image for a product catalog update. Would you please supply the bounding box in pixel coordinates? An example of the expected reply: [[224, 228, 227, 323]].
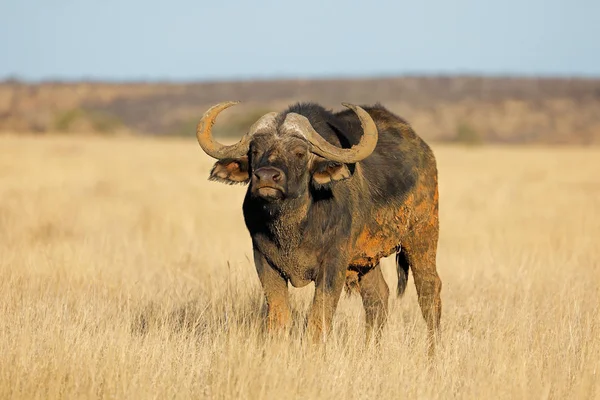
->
[[0, 134, 598, 399]]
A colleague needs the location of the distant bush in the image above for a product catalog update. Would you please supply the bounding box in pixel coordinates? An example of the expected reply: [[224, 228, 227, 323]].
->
[[169, 118, 200, 138], [53, 108, 123, 134], [219, 108, 273, 137], [454, 121, 482, 146], [89, 111, 123, 133], [54, 109, 84, 132], [170, 108, 274, 138]]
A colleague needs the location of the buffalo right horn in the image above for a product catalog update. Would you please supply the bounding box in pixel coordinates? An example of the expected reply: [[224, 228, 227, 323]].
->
[[196, 101, 278, 160]]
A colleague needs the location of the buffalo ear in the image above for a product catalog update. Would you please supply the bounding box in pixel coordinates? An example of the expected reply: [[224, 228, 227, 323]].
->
[[209, 157, 250, 185], [311, 160, 351, 187]]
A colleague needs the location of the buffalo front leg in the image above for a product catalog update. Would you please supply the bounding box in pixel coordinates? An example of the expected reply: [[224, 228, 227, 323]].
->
[[253, 249, 291, 333], [359, 263, 390, 344], [306, 261, 347, 343]]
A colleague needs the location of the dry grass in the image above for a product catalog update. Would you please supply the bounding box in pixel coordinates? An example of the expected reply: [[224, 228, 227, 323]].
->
[[0, 133, 598, 399]]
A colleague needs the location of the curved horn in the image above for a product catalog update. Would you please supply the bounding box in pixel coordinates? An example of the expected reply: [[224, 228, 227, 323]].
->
[[196, 101, 279, 159], [196, 101, 249, 159], [282, 103, 378, 164]]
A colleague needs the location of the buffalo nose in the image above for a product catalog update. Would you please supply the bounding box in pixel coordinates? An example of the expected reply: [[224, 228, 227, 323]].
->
[[254, 167, 282, 183]]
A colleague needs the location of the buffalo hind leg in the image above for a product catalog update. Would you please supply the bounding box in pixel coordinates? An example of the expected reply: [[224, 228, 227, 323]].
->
[[359, 263, 390, 344], [402, 220, 442, 356], [253, 249, 291, 333]]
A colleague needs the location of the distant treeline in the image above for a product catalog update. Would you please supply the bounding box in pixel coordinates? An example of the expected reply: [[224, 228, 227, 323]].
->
[[1, 75, 599, 144]]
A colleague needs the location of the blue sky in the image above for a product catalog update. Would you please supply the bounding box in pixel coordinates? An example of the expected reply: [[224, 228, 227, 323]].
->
[[1, 0, 599, 81]]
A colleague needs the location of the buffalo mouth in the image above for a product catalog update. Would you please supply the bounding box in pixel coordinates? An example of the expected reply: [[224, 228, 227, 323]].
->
[[254, 185, 284, 200]]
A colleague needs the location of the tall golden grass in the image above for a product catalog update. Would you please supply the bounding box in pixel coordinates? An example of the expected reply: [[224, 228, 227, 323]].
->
[[0, 134, 598, 399]]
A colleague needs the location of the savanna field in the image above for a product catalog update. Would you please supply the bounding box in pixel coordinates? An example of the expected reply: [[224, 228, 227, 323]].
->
[[0, 133, 598, 399]]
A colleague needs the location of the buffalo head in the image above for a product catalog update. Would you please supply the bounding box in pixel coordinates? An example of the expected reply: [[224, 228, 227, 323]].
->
[[196, 102, 378, 201]]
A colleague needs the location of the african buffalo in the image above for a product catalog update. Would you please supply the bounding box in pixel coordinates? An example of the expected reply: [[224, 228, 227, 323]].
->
[[196, 101, 442, 353]]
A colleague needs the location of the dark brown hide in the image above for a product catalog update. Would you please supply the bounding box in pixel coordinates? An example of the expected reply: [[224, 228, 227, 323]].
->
[[199, 102, 442, 355]]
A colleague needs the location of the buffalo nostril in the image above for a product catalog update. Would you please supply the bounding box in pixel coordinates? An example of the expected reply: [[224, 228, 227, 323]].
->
[[254, 168, 282, 183]]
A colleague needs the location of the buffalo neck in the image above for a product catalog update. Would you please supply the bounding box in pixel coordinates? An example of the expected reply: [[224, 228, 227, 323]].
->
[[243, 191, 311, 250]]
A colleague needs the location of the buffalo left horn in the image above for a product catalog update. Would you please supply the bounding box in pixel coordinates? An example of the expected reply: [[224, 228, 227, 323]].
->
[[282, 103, 378, 164]]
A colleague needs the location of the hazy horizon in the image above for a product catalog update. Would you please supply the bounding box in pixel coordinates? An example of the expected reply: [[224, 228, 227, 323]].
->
[[2, 0, 599, 82], [6, 71, 600, 84]]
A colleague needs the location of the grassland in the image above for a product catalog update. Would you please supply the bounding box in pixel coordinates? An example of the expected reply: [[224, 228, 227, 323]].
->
[[0, 134, 598, 399]]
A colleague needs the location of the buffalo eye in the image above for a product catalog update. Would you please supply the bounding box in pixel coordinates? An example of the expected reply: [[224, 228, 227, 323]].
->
[[293, 148, 306, 160]]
